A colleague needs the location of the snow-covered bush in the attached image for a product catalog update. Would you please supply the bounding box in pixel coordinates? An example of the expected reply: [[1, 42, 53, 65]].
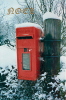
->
[[32, 72, 66, 100], [0, 65, 18, 100]]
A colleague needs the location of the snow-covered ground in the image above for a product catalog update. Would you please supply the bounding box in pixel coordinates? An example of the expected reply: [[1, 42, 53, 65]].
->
[[0, 45, 16, 68]]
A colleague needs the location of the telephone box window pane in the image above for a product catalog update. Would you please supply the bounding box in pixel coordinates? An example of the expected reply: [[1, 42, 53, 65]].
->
[[22, 53, 30, 70]]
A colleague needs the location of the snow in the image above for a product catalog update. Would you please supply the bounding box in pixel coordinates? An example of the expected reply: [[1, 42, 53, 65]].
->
[[15, 22, 43, 32], [43, 12, 61, 21], [56, 69, 66, 81], [40, 72, 47, 77], [60, 56, 66, 68], [38, 94, 46, 99], [55, 56, 66, 81], [61, 47, 66, 56], [0, 45, 16, 68]]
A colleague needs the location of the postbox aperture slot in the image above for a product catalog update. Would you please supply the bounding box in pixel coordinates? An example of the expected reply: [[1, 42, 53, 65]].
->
[[17, 36, 33, 39], [22, 53, 30, 70]]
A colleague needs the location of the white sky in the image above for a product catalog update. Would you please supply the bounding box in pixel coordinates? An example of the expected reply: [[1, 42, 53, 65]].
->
[[0, 0, 20, 8], [0, 0, 26, 20]]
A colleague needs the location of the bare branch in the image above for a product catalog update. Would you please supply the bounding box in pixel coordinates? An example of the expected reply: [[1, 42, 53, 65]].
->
[[36, 0, 43, 13]]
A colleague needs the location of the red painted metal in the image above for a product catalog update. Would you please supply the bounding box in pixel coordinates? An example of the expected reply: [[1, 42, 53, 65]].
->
[[16, 27, 43, 81]]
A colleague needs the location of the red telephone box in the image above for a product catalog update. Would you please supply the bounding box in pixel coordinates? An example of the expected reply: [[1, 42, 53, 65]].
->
[[16, 23, 43, 81]]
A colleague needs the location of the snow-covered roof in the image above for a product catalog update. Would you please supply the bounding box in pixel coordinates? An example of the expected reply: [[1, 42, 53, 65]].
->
[[15, 22, 43, 31], [43, 12, 61, 21]]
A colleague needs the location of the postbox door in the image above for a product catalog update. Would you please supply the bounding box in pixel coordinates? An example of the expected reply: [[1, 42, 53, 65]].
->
[[17, 48, 32, 78]]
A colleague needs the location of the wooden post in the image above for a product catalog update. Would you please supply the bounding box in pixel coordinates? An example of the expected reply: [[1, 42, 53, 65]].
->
[[43, 19, 61, 75]]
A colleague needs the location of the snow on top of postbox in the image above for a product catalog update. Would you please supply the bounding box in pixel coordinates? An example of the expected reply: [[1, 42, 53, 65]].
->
[[43, 12, 61, 21], [15, 22, 43, 31]]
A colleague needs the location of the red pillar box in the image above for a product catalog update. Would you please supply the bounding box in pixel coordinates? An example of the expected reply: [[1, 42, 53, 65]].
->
[[16, 23, 43, 81]]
